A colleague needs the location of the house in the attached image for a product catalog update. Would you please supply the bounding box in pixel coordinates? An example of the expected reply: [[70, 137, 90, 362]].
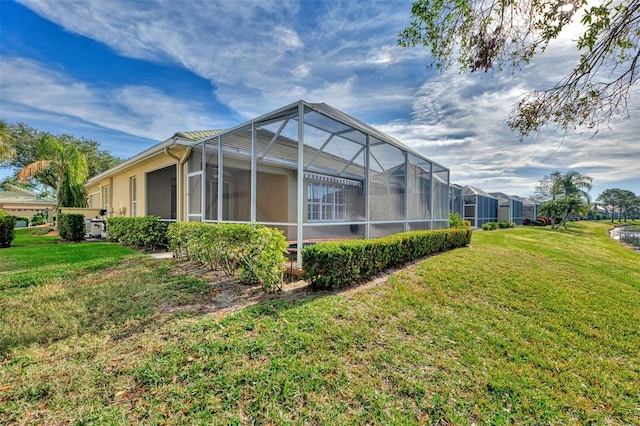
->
[[512, 196, 540, 222], [86, 101, 451, 264], [0, 183, 56, 221], [489, 192, 524, 225], [462, 185, 498, 228], [449, 183, 464, 218]]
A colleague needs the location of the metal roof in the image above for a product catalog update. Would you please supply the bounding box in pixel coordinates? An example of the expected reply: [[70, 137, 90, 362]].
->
[[173, 130, 225, 141], [463, 185, 497, 198], [197, 100, 448, 172], [0, 184, 56, 205], [86, 100, 449, 186], [86, 130, 224, 185]]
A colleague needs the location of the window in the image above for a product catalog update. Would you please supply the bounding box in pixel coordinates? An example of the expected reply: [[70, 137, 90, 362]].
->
[[102, 185, 110, 215], [307, 181, 346, 222], [88, 192, 99, 208], [130, 177, 137, 217]]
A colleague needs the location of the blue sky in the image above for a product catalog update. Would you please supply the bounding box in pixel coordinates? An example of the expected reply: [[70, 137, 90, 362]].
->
[[1, 0, 638, 197]]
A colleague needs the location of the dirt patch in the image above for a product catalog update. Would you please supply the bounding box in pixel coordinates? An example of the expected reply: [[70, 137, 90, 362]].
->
[[161, 257, 395, 319]]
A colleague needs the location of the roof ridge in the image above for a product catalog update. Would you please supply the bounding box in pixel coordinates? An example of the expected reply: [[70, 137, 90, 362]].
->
[[173, 129, 225, 141]]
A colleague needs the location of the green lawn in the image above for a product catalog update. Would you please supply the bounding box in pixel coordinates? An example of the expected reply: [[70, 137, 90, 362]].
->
[[1, 222, 638, 424]]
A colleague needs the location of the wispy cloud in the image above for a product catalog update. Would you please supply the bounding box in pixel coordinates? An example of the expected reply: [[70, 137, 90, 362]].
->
[[0, 57, 222, 140], [378, 35, 640, 196], [16, 0, 419, 118], [9, 0, 640, 195]]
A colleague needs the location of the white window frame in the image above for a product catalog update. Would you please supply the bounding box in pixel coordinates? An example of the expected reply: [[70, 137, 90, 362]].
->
[[102, 185, 110, 215], [307, 181, 346, 222], [130, 176, 137, 217]]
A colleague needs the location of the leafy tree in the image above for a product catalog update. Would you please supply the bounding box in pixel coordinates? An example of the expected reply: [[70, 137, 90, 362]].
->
[[0, 119, 15, 161], [1, 121, 121, 195], [399, 0, 640, 139], [597, 188, 624, 222], [597, 188, 638, 221], [630, 195, 640, 219], [533, 170, 593, 229], [617, 189, 638, 221], [17, 135, 89, 209]]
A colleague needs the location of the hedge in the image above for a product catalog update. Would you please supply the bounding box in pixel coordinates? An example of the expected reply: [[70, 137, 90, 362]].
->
[[481, 221, 516, 230], [302, 228, 472, 290], [167, 222, 287, 292], [57, 213, 86, 242], [0, 210, 17, 248], [106, 216, 169, 251]]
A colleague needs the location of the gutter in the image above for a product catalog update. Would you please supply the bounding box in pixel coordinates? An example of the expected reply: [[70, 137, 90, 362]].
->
[[165, 139, 192, 221]]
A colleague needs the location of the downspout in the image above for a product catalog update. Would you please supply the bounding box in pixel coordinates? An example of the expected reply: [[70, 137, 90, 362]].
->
[[165, 143, 192, 221]]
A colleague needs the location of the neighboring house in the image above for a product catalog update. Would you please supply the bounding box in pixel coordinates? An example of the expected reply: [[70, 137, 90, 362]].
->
[[86, 100, 451, 263], [0, 183, 56, 220], [449, 183, 464, 218], [489, 192, 524, 225], [462, 185, 499, 229], [86, 129, 223, 221], [512, 196, 541, 222]]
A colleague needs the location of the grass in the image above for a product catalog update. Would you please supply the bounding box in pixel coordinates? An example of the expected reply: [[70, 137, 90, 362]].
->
[[0, 228, 210, 353], [1, 221, 639, 424]]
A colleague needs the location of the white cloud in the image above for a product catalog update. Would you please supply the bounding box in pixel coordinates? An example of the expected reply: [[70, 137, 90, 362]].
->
[[0, 57, 221, 141], [378, 42, 640, 196], [16, 0, 418, 118], [10, 0, 640, 196]]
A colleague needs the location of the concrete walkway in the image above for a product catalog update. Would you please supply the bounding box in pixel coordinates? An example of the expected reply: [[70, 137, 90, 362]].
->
[[147, 251, 174, 259]]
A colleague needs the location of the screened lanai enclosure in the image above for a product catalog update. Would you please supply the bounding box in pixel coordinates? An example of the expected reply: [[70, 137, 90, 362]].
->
[[463, 185, 498, 228], [185, 101, 450, 264], [490, 192, 524, 225]]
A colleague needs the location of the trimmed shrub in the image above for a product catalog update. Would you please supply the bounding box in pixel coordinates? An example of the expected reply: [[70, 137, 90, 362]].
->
[[481, 222, 498, 230], [302, 228, 472, 290], [57, 213, 86, 242], [237, 226, 289, 291], [167, 222, 287, 292], [31, 212, 48, 226], [0, 210, 17, 248], [106, 216, 169, 251]]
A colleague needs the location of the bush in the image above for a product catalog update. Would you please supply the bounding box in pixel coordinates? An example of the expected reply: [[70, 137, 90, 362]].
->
[[481, 222, 498, 230], [57, 213, 86, 242], [0, 210, 17, 248], [536, 217, 551, 226], [449, 213, 471, 229], [31, 212, 48, 226], [167, 222, 287, 292], [106, 216, 169, 251], [302, 228, 472, 290], [237, 226, 289, 291]]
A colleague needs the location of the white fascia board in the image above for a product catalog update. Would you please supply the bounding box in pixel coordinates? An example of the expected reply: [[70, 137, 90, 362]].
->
[[85, 136, 193, 187]]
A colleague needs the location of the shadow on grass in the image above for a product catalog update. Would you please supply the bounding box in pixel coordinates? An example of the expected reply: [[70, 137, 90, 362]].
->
[[164, 247, 465, 325], [0, 257, 212, 355], [1, 242, 464, 355]]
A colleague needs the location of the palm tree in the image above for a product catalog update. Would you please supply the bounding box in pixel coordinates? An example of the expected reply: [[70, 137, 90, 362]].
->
[[17, 135, 89, 210], [552, 171, 593, 228]]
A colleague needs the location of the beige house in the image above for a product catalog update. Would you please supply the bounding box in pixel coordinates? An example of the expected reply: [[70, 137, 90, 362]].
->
[[85, 130, 222, 220], [87, 101, 451, 264], [0, 183, 56, 220]]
